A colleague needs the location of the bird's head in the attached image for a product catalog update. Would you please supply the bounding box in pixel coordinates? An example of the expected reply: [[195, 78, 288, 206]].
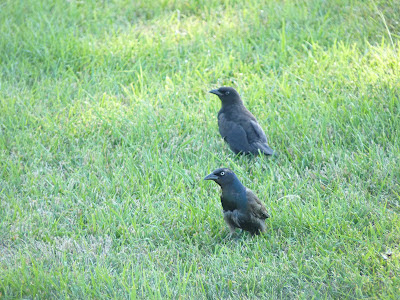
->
[[209, 87, 242, 106], [204, 168, 239, 187]]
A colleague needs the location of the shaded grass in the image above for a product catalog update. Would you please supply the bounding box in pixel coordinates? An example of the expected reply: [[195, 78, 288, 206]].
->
[[0, 0, 399, 298]]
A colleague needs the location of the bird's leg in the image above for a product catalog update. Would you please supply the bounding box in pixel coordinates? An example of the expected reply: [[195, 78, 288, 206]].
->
[[223, 211, 238, 238], [227, 226, 236, 238]]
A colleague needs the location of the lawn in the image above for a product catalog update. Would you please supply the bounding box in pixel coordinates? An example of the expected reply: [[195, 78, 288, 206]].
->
[[0, 0, 399, 298]]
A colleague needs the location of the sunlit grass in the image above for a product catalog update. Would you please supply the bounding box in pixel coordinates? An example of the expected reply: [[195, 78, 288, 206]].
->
[[0, 0, 399, 298]]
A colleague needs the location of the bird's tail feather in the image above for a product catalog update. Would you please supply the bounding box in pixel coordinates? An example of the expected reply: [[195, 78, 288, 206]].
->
[[258, 143, 275, 156]]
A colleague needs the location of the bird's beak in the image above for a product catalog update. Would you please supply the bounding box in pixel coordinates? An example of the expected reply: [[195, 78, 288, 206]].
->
[[204, 173, 219, 181], [209, 89, 223, 96]]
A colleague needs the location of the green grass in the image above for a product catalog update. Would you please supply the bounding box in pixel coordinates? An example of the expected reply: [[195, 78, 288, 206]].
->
[[0, 0, 399, 298]]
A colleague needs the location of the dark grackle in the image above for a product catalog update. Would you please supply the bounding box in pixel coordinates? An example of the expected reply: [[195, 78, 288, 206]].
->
[[209, 87, 274, 156], [204, 168, 270, 235]]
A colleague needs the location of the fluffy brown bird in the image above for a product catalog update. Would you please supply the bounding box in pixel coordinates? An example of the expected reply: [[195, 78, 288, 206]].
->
[[204, 168, 270, 235]]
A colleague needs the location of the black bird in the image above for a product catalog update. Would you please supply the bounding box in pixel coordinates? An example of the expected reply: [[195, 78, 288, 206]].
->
[[209, 87, 274, 155], [204, 168, 270, 235]]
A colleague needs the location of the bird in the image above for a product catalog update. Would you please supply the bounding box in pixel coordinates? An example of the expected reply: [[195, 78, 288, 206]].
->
[[209, 86, 274, 156], [204, 168, 270, 236]]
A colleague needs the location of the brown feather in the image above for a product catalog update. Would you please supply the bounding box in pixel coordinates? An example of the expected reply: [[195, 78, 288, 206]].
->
[[246, 188, 270, 220]]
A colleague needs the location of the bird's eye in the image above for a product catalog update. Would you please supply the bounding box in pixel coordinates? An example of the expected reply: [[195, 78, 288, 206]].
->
[[225, 91, 230, 95], [220, 171, 225, 176]]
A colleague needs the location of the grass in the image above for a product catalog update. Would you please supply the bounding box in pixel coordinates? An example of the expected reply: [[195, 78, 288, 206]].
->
[[0, 0, 399, 298]]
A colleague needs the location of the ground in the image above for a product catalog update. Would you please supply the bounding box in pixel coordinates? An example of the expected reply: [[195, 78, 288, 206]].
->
[[0, 0, 399, 298]]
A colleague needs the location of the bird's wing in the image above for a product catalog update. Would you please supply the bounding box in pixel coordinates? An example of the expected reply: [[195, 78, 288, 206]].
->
[[219, 111, 273, 155], [246, 120, 274, 155], [218, 113, 252, 153], [246, 188, 270, 219], [247, 120, 268, 143]]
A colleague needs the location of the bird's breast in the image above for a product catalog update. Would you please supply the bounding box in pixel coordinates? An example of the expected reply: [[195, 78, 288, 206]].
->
[[220, 190, 247, 211]]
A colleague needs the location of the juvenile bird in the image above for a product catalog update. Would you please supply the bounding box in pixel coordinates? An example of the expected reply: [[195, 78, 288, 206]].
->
[[204, 168, 270, 235], [209, 87, 274, 155]]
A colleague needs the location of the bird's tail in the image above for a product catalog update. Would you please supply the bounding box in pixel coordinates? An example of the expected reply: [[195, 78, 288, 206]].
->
[[258, 143, 275, 156]]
